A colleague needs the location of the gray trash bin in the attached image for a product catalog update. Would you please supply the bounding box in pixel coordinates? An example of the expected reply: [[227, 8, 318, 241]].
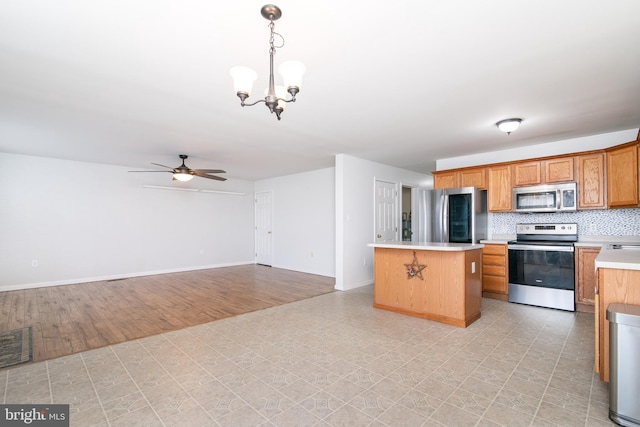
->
[[607, 303, 640, 427]]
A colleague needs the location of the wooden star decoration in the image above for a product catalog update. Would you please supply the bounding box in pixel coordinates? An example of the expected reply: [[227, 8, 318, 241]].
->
[[404, 251, 427, 280]]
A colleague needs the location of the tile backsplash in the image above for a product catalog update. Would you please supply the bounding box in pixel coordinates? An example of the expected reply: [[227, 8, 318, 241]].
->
[[491, 208, 640, 236]]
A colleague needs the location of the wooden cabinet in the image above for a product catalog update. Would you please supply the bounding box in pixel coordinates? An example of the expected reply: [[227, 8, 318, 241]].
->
[[432, 137, 637, 211], [513, 161, 542, 186], [577, 153, 606, 209], [482, 244, 508, 299], [544, 157, 574, 183], [595, 267, 640, 381], [373, 247, 483, 327], [433, 171, 458, 189], [513, 157, 574, 186], [487, 165, 512, 212], [433, 167, 487, 190], [459, 167, 487, 189], [607, 143, 639, 208], [575, 246, 600, 312]]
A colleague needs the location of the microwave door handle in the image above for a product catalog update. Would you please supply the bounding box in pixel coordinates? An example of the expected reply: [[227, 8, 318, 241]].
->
[[557, 189, 562, 209]]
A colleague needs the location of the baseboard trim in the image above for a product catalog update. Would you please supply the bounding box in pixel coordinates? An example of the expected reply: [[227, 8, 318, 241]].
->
[[0, 261, 256, 292]]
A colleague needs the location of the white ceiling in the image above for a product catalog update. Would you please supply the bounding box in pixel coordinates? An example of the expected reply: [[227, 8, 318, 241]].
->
[[1, 0, 639, 180]]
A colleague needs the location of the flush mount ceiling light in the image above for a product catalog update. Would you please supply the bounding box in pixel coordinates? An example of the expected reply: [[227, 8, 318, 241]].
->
[[229, 4, 306, 121], [496, 118, 523, 135]]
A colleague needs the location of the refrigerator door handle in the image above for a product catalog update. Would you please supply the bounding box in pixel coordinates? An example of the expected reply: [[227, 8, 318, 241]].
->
[[442, 193, 449, 242]]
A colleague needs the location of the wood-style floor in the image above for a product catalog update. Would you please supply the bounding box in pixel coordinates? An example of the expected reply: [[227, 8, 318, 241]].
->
[[0, 265, 335, 364]]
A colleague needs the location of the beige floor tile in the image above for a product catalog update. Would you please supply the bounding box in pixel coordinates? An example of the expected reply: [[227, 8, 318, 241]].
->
[[1, 286, 614, 427]]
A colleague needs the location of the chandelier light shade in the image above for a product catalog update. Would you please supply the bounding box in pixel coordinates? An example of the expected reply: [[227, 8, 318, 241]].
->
[[229, 66, 258, 96], [230, 5, 305, 120], [496, 118, 523, 135]]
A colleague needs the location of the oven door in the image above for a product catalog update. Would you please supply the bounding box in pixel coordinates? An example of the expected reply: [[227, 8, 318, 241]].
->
[[508, 243, 575, 311]]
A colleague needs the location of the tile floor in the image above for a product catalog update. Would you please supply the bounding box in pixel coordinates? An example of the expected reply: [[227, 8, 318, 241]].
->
[[2, 285, 616, 426]]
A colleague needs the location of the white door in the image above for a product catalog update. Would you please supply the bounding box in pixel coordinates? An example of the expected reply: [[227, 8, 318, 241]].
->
[[375, 180, 398, 242], [255, 190, 273, 266]]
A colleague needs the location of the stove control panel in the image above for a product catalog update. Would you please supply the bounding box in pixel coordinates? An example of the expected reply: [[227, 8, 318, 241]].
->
[[516, 223, 578, 236]]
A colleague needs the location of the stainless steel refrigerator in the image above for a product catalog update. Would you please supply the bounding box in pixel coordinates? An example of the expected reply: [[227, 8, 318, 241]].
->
[[415, 187, 487, 243]]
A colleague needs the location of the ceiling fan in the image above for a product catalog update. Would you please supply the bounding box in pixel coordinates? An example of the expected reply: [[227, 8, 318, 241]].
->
[[129, 154, 227, 182]]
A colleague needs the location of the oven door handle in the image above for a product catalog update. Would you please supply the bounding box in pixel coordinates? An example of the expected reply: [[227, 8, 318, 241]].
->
[[508, 244, 574, 252]]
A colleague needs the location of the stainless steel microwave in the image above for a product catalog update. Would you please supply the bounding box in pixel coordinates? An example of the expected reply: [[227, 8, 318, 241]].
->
[[512, 183, 577, 213]]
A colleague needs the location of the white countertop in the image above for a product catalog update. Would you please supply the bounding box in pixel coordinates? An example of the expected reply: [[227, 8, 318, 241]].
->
[[368, 241, 484, 251], [595, 249, 640, 271]]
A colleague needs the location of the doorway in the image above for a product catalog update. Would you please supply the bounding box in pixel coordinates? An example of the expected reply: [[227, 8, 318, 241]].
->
[[401, 186, 412, 241], [255, 190, 273, 266], [374, 180, 398, 242]]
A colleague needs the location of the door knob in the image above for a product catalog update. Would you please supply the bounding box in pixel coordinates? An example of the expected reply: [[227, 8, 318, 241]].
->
[[377, 234, 382, 238]]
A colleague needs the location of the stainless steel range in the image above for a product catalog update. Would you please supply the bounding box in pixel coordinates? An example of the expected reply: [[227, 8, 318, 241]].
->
[[508, 223, 577, 311]]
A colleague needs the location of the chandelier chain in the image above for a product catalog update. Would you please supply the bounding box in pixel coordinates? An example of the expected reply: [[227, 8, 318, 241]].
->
[[268, 20, 285, 55]]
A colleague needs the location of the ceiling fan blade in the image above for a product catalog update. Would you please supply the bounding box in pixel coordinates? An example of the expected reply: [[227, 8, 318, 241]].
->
[[150, 163, 175, 170], [193, 171, 227, 181], [128, 170, 172, 173], [193, 169, 226, 174]]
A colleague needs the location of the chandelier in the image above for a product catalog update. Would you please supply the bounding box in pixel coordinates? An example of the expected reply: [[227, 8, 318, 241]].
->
[[229, 5, 306, 121]]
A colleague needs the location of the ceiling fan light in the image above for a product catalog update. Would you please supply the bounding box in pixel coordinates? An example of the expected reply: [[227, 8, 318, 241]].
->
[[229, 66, 258, 96], [173, 172, 194, 182], [278, 60, 306, 92], [496, 118, 523, 134]]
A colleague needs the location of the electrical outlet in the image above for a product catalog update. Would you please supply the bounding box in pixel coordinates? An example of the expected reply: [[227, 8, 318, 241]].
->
[[471, 261, 476, 273], [32, 259, 38, 267], [310, 251, 314, 257], [363, 258, 367, 266]]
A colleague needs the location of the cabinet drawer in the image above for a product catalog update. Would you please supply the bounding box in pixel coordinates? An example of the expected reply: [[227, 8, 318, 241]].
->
[[482, 274, 508, 293], [484, 265, 506, 277], [483, 244, 506, 255], [483, 254, 506, 266]]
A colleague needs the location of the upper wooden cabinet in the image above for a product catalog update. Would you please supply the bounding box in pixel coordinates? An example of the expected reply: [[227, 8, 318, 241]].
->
[[459, 167, 487, 189], [577, 153, 606, 209], [513, 161, 542, 186], [433, 167, 487, 190], [606, 143, 639, 208], [513, 157, 574, 186], [432, 137, 637, 212], [433, 171, 458, 189], [544, 157, 574, 183], [488, 165, 512, 212]]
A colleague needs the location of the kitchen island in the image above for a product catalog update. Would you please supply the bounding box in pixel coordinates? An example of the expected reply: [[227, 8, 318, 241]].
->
[[593, 247, 640, 382], [367, 242, 484, 327]]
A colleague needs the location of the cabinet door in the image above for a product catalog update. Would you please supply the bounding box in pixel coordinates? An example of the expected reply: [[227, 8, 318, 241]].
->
[[488, 165, 512, 212], [544, 157, 574, 183], [575, 247, 600, 311], [577, 153, 606, 209], [433, 171, 459, 189], [459, 168, 487, 189], [513, 161, 542, 186], [607, 144, 639, 208]]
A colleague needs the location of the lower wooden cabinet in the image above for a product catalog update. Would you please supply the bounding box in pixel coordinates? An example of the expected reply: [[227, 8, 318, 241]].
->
[[482, 243, 508, 299], [575, 246, 600, 312], [595, 267, 640, 382]]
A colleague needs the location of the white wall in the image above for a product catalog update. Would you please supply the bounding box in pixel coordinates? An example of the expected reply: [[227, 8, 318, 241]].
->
[[0, 153, 255, 291], [436, 128, 639, 170], [254, 168, 336, 278], [335, 154, 433, 291]]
